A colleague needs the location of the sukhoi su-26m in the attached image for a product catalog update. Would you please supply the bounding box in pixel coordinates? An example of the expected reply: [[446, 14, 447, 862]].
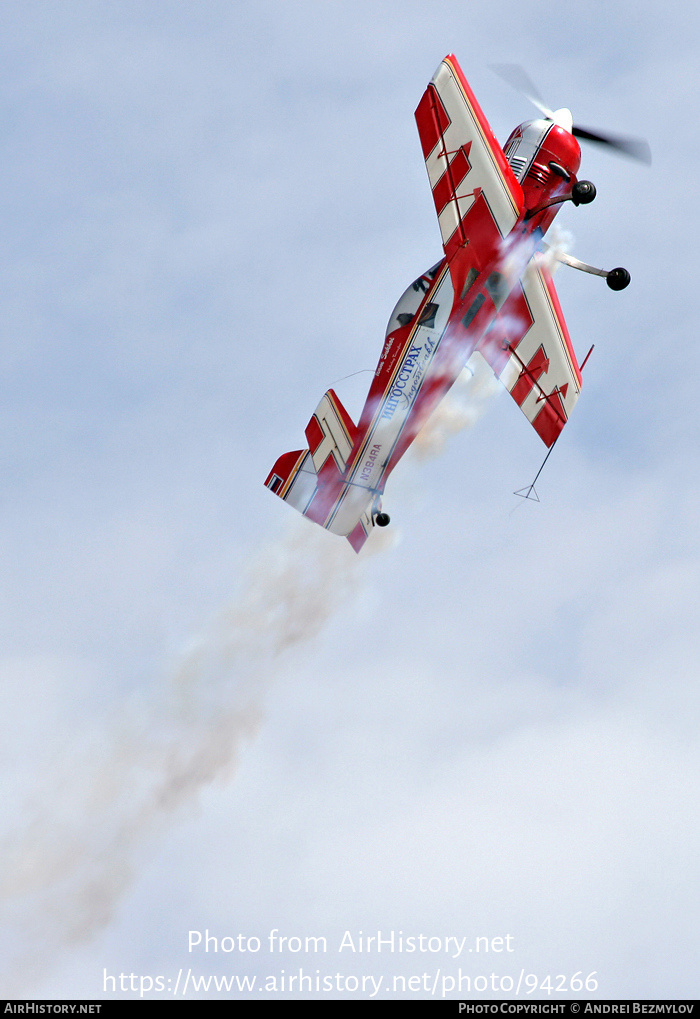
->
[[265, 55, 648, 551]]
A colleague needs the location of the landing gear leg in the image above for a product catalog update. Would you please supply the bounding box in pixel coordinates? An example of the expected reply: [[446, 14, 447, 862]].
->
[[543, 245, 631, 289]]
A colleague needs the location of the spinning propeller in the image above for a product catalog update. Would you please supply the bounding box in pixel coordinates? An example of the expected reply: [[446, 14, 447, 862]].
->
[[491, 63, 651, 164]]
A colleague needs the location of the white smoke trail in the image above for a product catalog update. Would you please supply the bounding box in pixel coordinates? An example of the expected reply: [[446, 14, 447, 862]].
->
[[0, 232, 574, 992], [537, 223, 574, 275], [411, 223, 575, 463], [411, 353, 502, 460], [0, 522, 391, 994]]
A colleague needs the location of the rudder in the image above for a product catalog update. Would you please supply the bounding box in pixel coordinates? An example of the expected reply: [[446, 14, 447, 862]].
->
[[264, 390, 375, 552]]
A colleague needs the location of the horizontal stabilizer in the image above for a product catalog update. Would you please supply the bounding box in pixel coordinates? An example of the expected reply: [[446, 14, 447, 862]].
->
[[264, 389, 375, 552], [305, 389, 357, 474], [264, 448, 317, 513]]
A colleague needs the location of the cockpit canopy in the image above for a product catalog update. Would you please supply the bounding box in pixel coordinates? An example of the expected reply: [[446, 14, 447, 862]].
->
[[385, 262, 443, 338]]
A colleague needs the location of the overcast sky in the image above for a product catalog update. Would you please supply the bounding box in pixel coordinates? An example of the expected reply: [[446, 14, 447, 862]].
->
[[0, 0, 698, 1002]]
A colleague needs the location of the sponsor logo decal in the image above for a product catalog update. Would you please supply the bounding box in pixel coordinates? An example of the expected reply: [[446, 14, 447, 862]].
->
[[380, 337, 437, 422]]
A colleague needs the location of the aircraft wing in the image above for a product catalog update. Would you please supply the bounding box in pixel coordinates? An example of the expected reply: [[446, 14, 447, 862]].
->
[[478, 258, 583, 447], [415, 55, 525, 269]]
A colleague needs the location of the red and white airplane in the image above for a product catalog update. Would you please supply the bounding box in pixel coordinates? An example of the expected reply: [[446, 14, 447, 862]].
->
[[265, 54, 647, 551]]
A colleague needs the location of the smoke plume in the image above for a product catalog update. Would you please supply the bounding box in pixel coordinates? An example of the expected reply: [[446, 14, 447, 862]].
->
[[0, 236, 564, 991], [411, 353, 502, 460], [0, 523, 390, 994]]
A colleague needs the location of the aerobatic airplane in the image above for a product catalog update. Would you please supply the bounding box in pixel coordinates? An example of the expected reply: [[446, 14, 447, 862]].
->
[[265, 54, 648, 551]]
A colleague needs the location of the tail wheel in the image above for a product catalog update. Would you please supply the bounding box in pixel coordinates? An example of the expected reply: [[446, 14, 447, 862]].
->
[[374, 512, 390, 527]]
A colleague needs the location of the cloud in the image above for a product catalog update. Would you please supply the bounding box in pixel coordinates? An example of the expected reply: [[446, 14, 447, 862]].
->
[[1, 0, 698, 1000]]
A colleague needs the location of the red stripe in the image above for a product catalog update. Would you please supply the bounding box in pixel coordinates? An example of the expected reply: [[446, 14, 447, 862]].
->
[[443, 190, 500, 264], [477, 283, 534, 376], [414, 84, 450, 159], [431, 144, 472, 216], [305, 415, 324, 456], [532, 391, 567, 447], [264, 449, 306, 492], [326, 388, 357, 445], [511, 345, 550, 406]]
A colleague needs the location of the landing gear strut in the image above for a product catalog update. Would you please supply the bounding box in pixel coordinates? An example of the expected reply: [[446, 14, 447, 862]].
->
[[542, 245, 631, 290]]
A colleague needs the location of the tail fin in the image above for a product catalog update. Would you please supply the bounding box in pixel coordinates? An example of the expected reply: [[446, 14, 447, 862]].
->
[[264, 390, 375, 552]]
